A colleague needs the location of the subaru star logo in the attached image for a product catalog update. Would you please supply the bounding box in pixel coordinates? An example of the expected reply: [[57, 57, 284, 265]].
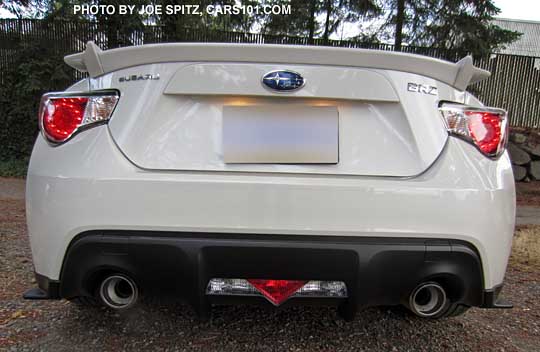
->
[[262, 70, 305, 92]]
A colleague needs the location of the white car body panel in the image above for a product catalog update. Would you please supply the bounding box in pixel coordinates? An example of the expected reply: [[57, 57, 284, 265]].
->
[[164, 63, 400, 101], [93, 64, 448, 176], [26, 43, 515, 313], [65, 42, 489, 90], [27, 125, 515, 289]]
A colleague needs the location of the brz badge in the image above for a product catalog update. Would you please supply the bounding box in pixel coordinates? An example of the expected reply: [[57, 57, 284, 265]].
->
[[262, 70, 305, 92], [119, 74, 160, 83], [407, 82, 438, 96]]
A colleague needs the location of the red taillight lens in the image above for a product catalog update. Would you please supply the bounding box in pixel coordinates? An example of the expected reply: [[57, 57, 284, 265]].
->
[[42, 98, 88, 142], [466, 111, 502, 155], [206, 278, 348, 304], [247, 279, 307, 306], [39, 92, 119, 143], [439, 103, 508, 157]]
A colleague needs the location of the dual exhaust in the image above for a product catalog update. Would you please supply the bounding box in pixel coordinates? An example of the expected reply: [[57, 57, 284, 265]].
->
[[95, 274, 450, 318], [407, 281, 449, 318], [99, 274, 139, 310]]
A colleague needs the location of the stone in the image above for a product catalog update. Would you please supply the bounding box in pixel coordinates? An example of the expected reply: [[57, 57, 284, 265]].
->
[[529, 161, 540, 181], [521, 142, 540, 158], [513, 165, 527, 181], [510, 132, 527, 144], [508, 142, 531, 165]]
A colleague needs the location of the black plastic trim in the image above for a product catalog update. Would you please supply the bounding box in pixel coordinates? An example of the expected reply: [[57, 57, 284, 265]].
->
[[25, 231, 502, 317], [23, 272, 60, 300], [481, 284, 513, 309]]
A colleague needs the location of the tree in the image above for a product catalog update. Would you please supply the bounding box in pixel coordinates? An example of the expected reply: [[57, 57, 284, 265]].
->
[[259, 0, 320, 39], [155, 0, 259, 41], [261, 0, 379, 43], [0, 0, 50, 18], [0, 40, 73, 160], [90, 0, 148, 48], [383, 0, 521, 57], [321, 0, 379, 42], [393, 0, 404, 51]]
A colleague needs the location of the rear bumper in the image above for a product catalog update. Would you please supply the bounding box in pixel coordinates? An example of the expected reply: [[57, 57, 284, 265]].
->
[[28, 231, 506, 316], [26, 126, 516, 291]]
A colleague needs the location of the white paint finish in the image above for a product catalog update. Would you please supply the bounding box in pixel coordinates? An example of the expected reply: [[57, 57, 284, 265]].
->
[[28, 53, 514, 298], [222, 106, 339, 164], [164, 64, 399, 102], [102, 64, 449, 177], [383, 71, 449, 169], [27, 126, 515, 289], [65, 42, 490, 90]]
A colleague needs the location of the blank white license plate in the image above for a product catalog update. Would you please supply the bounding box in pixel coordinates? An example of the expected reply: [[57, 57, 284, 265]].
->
[[223, 105, 338, 164]]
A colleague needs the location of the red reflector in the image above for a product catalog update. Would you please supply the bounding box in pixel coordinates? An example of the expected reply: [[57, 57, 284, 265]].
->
[[466, 111, 502, 155], [248, 279, 307, 306], [42, 97, 89, 142]]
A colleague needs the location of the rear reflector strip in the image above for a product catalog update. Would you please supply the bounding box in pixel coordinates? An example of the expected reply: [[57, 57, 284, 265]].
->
[[206, 278, 347, 306], [248, 279, 307, 306]]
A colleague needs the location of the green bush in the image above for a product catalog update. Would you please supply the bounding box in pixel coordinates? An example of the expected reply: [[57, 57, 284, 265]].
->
[[0, 158, 29, 178], [0, 39, 74, 162]]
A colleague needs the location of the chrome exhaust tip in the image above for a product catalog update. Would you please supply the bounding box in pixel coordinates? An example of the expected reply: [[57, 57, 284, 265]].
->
[[99, 274, 138, 310], [408, 282, 448, 318]]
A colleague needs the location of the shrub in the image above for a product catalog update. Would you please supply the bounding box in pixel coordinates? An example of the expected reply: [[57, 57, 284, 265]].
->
[[0, 39, 74, 161]]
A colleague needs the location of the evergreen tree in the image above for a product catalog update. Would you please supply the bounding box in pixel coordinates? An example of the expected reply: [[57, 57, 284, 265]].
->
[[382, 0, 521, 57], [259, 0, 319, 39], [260, 0, 379, 42]]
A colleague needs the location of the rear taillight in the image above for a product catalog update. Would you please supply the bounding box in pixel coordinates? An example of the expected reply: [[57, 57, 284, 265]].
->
[[206, 278, 348, 306], [39, 91, 119, 144], [439, 103, 508, 158]]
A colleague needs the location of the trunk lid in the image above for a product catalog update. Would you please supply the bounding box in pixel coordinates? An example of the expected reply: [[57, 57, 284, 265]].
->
[[69, 43, 489, 177]]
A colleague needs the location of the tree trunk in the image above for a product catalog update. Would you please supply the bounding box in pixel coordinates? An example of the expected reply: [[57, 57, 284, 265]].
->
[[394, 0, 405, 51], [106, 19, 119, 49], [323, 0, 332, 44], [308, 0, 316, 44]]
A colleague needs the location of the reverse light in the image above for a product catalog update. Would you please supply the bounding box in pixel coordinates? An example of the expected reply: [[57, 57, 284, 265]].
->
[[206, 278, 348, 306], [439, 103, 508, 157], [39, 91, 119, 143]]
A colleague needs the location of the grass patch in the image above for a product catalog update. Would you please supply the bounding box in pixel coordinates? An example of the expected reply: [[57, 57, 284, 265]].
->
[[511, 226, 540, 267], [0, 159, 28, 178]]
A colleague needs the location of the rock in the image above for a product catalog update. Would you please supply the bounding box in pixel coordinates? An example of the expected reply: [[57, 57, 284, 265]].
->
[[529, 161, 540, 180], [510, 132, 527, 144], [521, 142, 540, 158], [508, 142, 531, 165], [513, 165, 527, 181]]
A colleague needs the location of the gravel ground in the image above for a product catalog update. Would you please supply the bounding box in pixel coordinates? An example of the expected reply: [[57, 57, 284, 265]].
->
[[1, 179, 539, 351]]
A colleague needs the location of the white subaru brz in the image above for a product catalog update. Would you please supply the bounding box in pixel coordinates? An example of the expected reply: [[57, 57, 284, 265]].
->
[[23, 42, 515, 320]]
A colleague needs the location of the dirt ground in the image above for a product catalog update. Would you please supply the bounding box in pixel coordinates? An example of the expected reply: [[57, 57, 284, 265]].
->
[[0, 178, 539, 351]]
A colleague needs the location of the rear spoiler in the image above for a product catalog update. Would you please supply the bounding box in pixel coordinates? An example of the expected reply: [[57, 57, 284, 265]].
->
[[65, 41, 490, 91]]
